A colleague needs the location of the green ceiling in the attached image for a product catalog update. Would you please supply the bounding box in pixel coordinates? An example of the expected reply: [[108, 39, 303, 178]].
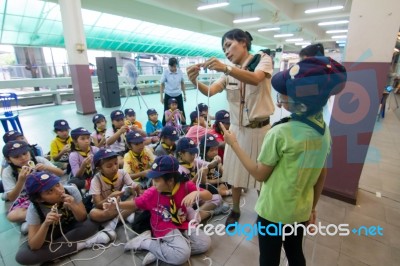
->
[[0, 0, 264, 58]]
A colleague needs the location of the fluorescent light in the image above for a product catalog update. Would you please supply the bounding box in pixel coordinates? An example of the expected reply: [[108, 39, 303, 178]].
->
[[332, 35, 347, 39], [339, 43, 346, 47], [258, 27, 280, 32], [197, 2, 229, 10], [274, 33, 294, 38], [318, 20, 349, 26], [286, 38, 303, 42], [233, 17, 260, 23], [295, 42, 311, 46], [326, 29, 348, 34], [335, 40, 346, 44], [305, 5, 343, 14]]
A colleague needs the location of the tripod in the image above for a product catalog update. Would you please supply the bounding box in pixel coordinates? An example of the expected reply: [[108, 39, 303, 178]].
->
[[120, 61, 149, 110], [121, 84, 149, 111]]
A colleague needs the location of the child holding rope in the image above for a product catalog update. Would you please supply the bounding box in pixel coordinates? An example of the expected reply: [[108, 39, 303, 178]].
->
[[105, 155, 211, 265], [15, 171, 115, 265]]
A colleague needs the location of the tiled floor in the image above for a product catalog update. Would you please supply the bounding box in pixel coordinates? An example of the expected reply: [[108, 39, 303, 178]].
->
[[0, 90, 399, 266]]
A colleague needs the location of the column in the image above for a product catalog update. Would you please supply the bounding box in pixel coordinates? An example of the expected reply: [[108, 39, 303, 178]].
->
[[323, 0, 400, 203], [59, 0, 96, 114]]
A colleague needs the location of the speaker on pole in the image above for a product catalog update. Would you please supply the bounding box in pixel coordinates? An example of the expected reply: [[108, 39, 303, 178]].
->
[[96, 57, 121, 108]]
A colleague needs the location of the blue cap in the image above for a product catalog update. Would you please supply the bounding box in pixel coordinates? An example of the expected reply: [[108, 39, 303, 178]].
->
[[176, 137, 198, 154], [70, 127, 91, 138], [25, 172, 60, 195], [126, 130, 145, 144], [93, 148, 118, 166], [215, 110, 230, 124], [272, 56, 347, 108], [92, 114, 105, 124], [124, 108, 136, 116], [200, 134, 219, 148], [2, 140, 30, 157], [147, 108, 158, 116], [3, 130, 23, 143], [196, 103, 208, 112], [54, 119, 70, 131], [147, 155, 179, 179], [110, 110, 124, 120], [168, 98, 178, 105], [160, 126, 179, 141]]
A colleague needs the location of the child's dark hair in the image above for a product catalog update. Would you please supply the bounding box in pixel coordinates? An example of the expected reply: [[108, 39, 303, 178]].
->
[[8, 150, 38, 181], [221, 29, 253, 51], [299, 43, 325, 58], [213, 120, 223, 134], [158, 172, 184, 184], [93, 117, 106, 133], [111, 124, 122, 143]]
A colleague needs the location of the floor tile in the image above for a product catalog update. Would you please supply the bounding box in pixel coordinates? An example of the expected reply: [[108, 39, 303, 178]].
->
[[337, 253, 369, 266], [223, 238, 259, 266], [385, 206, 400, 228], [304, 238, 339, 266]]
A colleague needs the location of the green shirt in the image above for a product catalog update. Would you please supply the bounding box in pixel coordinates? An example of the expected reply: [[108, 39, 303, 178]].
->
[[255, 120, 331, 224]]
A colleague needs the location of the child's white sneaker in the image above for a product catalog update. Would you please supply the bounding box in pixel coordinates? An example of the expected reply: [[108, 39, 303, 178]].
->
[[20, 222, 28, 235], [142, 252, 157, 265], [85, 229, 116, 248], [125, 230, 152, 251]]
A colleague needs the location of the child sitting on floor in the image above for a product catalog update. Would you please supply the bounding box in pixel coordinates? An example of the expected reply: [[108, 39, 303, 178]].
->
[[105, 155, 211, 265], [15, 171, 115, 265]]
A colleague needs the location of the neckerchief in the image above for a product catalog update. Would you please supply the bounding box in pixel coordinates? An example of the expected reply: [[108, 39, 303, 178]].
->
[[161, 183, 182, 225], [56, 136, 71, 145], [101, 173, 119, 192], [291, 111, 326, 135], [96, 127, 106, 134], [76, 147, 92, 177], [128, 150, 149, 173], [179, 160, 195, 179], [150, 121, 159, 133], [161, 142, 174, 153]]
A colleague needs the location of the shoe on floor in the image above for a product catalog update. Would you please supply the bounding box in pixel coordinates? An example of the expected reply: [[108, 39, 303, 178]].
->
[[85, 229, 116, 248], [125, 230, 152, 251], [142, 252, 157, 265], [225, 210, 240, 230], [213, 203, 230, 216]]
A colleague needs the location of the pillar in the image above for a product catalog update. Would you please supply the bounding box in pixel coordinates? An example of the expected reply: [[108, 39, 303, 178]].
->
[[59, 0, 96, 114], [323, 0, 400, 203]]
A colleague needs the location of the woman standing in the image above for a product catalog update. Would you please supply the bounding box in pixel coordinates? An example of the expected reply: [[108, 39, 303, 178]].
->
[[186, 29, 274, 227]]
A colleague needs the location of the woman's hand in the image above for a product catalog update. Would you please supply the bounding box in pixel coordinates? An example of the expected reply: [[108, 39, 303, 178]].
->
[[181, 191, 199, 207], [186, 64, 202, 83], [203, 57, 225, 73], [219, 122, 238, 146]]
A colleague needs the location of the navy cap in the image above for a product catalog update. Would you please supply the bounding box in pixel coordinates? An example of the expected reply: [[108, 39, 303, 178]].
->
[[54, 119, 70, 131], [126, 130, 145, 144], [110, 110, 124, 120], [3, 130, 23, 143], [93, 148, 118, 167], [176, 137, 198, 154], [147, 155, 179, 179], [25, 172, 60, 195], [147, 108, 158, 116], [196, 103, 208, 112], [272, 56, 347, 109], [160, 126, 179, 141], [70, 127, 91, 138], [200, 134, 219, 148], [2, 140, 30, 157], [215, 110, 230, 124], [168, 98, 178, 105], [92, 114, 105, 124], [124, 108, 136, 116]]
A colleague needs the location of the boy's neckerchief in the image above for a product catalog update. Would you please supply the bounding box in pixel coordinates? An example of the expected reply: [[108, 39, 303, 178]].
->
[[161, 183, 182, 225], [76, 147, 92, 176], [129, 150, 146, 172], [291, 111, 326, 135], [161, 142, 174, 153], [179, 160, 195, 179], [56, 136, 70, 145], [101, 173, 119, 192], [96, 127, 106, 134]]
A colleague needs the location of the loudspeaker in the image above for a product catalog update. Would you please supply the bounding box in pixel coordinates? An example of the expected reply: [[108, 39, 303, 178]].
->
[[99, 82, 121, 108], [96, 57, 121, 108]]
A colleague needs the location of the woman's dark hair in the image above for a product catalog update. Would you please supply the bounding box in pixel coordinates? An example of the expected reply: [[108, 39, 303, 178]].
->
[[299, 43, 325, 58], [221, 29, 253, 51]]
